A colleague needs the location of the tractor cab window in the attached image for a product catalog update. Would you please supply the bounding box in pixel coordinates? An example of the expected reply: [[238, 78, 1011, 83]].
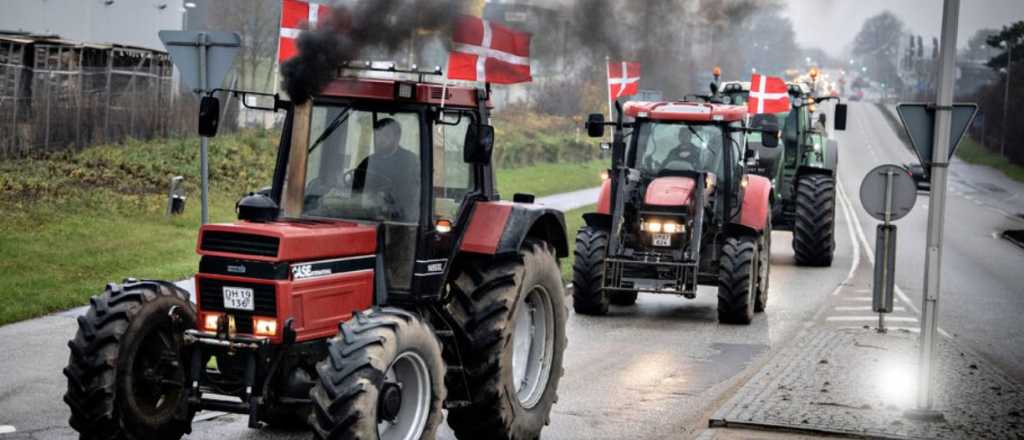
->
[[432, 111, 474, 223], [633, 121, 725, 177], [295, 104, 422, 224]]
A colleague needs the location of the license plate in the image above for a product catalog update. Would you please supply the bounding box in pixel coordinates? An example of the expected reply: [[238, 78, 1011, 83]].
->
[[223, 287, 254, 311], [652, 233, 671, 247]]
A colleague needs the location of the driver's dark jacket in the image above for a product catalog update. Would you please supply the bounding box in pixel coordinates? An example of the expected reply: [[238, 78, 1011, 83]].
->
[[352, 146, 419, 222]]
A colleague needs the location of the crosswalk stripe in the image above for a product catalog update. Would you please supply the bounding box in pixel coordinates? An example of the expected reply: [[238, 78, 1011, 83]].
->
[[826, 316, 918, 323]]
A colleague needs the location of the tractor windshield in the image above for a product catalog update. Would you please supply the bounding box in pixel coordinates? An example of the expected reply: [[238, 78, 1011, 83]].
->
[[286, 104, 423, 224], [633, 121, 725, 176]]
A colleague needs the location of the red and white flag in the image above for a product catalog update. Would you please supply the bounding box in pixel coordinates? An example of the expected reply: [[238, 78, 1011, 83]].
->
[[607, 60, 640, 99], [278, 0, 330, 63], [747, 74, 790, 114], [447, 15, 532, 84]]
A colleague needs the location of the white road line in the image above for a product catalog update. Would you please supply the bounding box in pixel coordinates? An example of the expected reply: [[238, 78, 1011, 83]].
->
[[837, 325, 921, 333], [838, 161, 952, 339], [0, 426, 15, 435], [842, 297, 873, 301], [826, 316, 919, 323], [834, 305, 906, 312]]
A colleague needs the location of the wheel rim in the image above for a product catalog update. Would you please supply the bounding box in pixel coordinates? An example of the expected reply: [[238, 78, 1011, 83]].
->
[[511, 285, 555, 409], [129, 326, 186, 420], [377, 351, 431, 440]]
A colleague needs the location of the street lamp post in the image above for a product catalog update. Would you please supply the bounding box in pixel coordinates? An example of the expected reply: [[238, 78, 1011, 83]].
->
[[1001, 40, 1012, 159]]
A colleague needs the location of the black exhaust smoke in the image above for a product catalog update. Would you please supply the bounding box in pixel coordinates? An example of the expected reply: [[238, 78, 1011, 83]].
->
[[281, 0, 460, 104]]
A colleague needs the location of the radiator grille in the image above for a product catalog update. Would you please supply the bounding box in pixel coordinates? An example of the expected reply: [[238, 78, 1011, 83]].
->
[[200, 231, 279, 257], [198, 278, 277, 334]]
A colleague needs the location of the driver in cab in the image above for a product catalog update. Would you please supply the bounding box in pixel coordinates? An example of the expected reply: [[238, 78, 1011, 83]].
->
[[661, 127, 707, 172], [352, 118, 419, 221]]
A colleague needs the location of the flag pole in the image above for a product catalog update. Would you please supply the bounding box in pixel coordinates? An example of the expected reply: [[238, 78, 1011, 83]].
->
[[606, 55, 614, 142]]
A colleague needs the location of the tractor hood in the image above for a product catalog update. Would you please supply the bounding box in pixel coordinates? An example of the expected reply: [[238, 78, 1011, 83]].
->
[[644, 177, 696, 207], [197, 220, 377, 262]]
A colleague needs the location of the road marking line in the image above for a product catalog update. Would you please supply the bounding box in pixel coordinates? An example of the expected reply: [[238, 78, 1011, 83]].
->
[[826, 316, 918, 322], [836, 183, 951, 338], [842, 297, 873, 301], [837, 325, 920, 333], [0, 426, 15, 434], [834, 305, 906, 312]]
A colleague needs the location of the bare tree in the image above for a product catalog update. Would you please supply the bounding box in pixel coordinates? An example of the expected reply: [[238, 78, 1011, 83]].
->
[[208, 0, 281, 92]]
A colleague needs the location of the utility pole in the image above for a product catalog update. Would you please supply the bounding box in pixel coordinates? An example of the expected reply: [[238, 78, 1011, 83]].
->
[[1001, 40, 1012, 159], [908, 0, 959, 421]]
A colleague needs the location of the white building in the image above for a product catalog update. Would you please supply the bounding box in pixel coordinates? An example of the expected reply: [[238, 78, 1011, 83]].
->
[[0, 0, 186, 50]]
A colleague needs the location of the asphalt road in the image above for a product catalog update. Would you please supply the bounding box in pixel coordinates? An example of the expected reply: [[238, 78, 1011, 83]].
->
[[5, 102, 1020, 439]]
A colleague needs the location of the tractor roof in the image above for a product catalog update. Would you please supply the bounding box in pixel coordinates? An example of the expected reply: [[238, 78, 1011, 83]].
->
[[720, 80, 807, 96], [318, 75, 488, 108], [623, 101, 746, 123]]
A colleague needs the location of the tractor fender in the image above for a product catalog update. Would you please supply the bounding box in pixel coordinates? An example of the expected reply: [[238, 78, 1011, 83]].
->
[[734, 174, 772, 233], [582, 212, 612, 230], [796, 164, 834, 179], [596, 178, 612, 214], [460, 201, 569, 258]]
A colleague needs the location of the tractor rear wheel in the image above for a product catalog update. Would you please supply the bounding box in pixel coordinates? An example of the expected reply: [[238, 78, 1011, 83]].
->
[[445, 240, 567, 440], [755, 214, 772, 313], [572, 226, 610, 315], [717, 237, 758, 325], [793, 174, 836, 267], [310, 307, 445, 440], [63, 280, 196, 440]]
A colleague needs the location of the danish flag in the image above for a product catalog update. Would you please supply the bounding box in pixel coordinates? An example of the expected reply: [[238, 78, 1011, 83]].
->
[[447, 15, 532, 84], [607, 60, 641, 99], [747, 74, 790, 114], [278, 0, 330, 63]]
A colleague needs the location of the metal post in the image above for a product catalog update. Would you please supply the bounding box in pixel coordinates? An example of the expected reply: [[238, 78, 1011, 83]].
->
[[606, 55, 614, 142], [909, 0, 959, 420], [1001, 42, 1011, 159], [199, 32, 209, 225], [879, 169, 894, 333]]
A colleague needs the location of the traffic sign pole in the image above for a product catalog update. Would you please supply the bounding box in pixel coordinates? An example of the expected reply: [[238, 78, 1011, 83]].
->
[[912, 0, 959, 419]]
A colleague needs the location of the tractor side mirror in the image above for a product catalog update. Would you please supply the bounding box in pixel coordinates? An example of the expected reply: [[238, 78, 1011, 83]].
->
[[834, 103, 848, 131], [198, 96, 220, 137], [586, 113, 605, 138], [464, 124, 495, 164]]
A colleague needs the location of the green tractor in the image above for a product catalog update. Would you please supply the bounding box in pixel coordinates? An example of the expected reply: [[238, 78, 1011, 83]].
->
[[717, 77, 847, 266]]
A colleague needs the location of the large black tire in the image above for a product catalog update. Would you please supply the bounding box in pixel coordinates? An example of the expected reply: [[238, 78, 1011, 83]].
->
[[445, 240, 568, 440], [310, 307, 445, 440], [754, 214, 772, 313], [63, 280, 196, 440], [793, 174, 836, 267], [717, 237, 758, 325], [572, 226, 610, 315]]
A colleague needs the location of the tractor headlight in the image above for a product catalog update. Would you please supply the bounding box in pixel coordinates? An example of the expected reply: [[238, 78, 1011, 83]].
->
[[641, 220, 685, 234], [253, 316, 278, 337], [202, 312, 222, 332]]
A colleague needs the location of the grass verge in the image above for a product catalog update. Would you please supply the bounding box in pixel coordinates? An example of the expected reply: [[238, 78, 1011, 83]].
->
[[560, 204, 594, 281], [955, 137, 1024, 183], [0, 134, 604, 325]]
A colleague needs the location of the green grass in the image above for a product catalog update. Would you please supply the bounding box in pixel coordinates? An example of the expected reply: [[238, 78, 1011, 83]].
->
[[560, 204, 595, 281], [956, 137, 1024, 183], [497, 160, 605, 198], [0, 133, 606, 325]]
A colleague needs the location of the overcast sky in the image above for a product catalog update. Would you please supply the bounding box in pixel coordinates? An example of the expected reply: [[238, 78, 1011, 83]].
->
[[784, 0, 1024, 55]]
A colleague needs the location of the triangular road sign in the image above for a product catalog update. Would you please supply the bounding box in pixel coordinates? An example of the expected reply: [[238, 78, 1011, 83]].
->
[[896, 103, 978, 169], [159, 31, 240, 94]]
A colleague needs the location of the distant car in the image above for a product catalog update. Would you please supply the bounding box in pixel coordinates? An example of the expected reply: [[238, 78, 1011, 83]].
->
[[905, 163, 930, 190], [849, 89, 864, 102]]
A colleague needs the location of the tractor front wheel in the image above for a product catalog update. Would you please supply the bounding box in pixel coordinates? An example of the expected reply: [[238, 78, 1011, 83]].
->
[[63, 280, 196, 440], [310, 307, 445, 440], [445, 240, 567, 440], [572, 226, 610, 315], [793, 174, 836, 266], [717, 237, 758, 325]]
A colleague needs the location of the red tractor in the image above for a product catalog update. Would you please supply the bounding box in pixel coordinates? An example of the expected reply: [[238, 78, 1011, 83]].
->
[[63, 67, 569, 440], [572, 100, 778, 324]]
